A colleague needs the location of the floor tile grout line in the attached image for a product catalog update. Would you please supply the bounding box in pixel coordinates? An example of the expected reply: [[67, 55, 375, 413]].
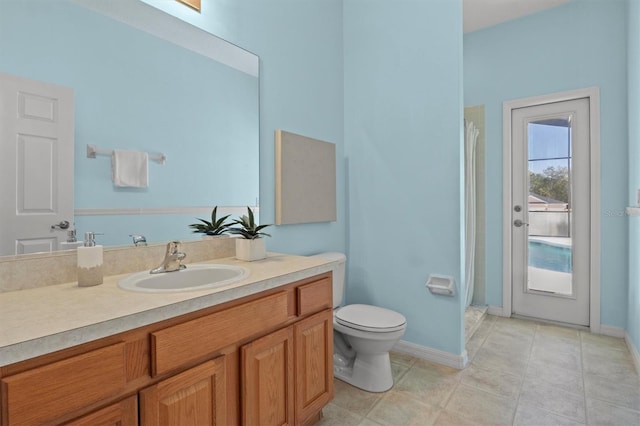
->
[[519, 329, 590, 426], [438, 371, 462, 416], [528, 324, 591, 424], [361, 390, 383, 422], [333, 378, 385, 422], [577, 331, 640, 417], [508, 322, 538, 425], [362, 368, 447, 426], [466, 313, 495, 364], [578, 336, 640, 417], [585, 395, 640, 415], [443, 318, 515, 425], [579, 330, 590, 425]]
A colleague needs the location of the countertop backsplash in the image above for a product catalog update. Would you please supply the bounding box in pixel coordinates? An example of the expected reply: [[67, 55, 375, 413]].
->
[[0, 237, 235, 293]]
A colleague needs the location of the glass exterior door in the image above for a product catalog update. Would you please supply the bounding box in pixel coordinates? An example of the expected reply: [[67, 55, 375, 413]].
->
[[511, 98, 590, 326]]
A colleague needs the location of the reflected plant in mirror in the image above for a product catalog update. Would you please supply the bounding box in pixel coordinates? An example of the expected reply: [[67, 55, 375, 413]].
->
[[189, 207, 231, 236], [0, 0, 259, 256]]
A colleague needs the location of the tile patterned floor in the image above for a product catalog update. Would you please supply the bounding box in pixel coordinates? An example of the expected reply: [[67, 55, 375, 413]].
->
[[319, 315, 640, 426]]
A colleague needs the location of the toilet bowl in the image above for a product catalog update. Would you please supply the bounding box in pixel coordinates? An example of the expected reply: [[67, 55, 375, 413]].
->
[[312, 253, 407, 393]]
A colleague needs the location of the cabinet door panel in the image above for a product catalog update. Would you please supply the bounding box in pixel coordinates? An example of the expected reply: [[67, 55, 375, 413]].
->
[[242, 326, 294, 426], [140, 356, 227, 426], [295, 309, 334, 425]]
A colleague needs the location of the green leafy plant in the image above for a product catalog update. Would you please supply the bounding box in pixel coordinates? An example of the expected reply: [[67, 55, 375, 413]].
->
[[228, 207, 271, 240], [189, 206, 231, 235]]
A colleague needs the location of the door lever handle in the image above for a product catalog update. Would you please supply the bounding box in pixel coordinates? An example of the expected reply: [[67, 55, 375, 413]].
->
[[51, 220, 70, 230], [513, 219, 529, 227]]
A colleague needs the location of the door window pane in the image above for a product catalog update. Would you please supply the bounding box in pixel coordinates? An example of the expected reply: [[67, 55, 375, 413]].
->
[[527, 119, 572, 296], [528, 120, 571, 160]]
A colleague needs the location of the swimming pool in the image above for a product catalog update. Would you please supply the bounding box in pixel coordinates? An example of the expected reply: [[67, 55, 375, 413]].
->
[[528, 240, 572, 273]]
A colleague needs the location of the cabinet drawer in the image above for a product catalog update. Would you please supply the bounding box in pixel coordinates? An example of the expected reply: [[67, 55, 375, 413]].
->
[[151, 291, 289, 376], [297, 276, 332, 317], [1, 342, 126, 425], [66, 395, 137, 426]]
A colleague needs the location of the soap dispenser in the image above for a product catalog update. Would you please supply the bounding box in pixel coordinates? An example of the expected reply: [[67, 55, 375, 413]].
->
[[77, 232, 103, 287], [60, 228, 83, 250]]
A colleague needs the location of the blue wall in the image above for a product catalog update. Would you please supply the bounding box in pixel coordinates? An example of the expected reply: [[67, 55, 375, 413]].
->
[[628, 0, 640, 357], [344, 0, 465, 355], [149, 0, 347, 255], [464, 0, 629, 329]]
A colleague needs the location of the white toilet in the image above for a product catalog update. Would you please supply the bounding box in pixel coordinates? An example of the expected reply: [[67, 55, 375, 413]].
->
[[313, 252, 407, 393]]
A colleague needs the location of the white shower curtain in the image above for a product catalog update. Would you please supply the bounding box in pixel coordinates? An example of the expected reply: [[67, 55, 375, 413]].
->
[[464, 120, 479, 308]]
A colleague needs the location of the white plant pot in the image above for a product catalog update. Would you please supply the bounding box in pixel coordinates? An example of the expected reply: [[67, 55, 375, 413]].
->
[[235, 238, 266, 261]]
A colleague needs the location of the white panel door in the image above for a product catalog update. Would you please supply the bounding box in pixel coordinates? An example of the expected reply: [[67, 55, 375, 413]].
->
[[0, 72, 74, 255], [511, 98, 590, 326]]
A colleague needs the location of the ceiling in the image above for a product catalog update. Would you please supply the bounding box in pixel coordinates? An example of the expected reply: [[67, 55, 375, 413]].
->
[[463, 0, 572, 33]]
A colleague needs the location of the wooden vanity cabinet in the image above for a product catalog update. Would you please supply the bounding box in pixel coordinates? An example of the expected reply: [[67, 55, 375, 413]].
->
[[0, 272, 333, 426]]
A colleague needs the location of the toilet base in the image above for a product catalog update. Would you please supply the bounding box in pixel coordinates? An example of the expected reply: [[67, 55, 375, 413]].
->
[[334, 351, 394, 393]]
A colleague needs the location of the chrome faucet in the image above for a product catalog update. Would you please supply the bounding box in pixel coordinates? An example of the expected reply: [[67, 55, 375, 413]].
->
[[150, 241, 186, 274], [130, 234, 147, 246]]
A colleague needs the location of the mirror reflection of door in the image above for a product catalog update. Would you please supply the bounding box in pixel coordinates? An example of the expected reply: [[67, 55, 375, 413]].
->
[[0, 72, 74, 255], [511, 97, 590, 326]]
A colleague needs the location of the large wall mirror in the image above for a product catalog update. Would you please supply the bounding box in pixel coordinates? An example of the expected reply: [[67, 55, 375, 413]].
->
[[0, 0, 259, 255]]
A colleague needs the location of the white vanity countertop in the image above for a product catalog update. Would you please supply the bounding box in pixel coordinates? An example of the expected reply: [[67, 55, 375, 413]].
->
[[0, 253, 335, 367]]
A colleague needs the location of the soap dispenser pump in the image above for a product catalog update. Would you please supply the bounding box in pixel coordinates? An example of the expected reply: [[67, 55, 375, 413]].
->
[[60, 228, 83, 250], [77, 232, 103, 287]]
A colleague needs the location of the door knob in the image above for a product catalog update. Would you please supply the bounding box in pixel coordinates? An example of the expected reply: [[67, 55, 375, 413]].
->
[[51, 220, 70, 230], [513, 219, 528, 227]]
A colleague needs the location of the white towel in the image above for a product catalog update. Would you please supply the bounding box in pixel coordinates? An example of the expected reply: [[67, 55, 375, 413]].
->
[[112, 150, 149, 188]]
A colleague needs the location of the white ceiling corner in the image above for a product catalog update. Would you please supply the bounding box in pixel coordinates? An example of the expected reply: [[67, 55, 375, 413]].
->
[[463, 0, 572, 33]]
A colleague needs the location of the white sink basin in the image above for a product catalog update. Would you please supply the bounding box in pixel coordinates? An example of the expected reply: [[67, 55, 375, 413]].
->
[[118, 264, 250, 293]]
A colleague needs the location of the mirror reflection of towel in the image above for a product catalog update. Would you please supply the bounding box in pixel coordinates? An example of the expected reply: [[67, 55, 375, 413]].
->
[[112, 150, 149, 188]]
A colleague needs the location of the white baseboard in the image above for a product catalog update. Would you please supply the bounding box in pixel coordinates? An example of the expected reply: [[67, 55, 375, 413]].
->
[[625, 333, 640, 375], [393, 340, 467, 370], [487, 305, 507, 317], [598, 324, 626, 338]]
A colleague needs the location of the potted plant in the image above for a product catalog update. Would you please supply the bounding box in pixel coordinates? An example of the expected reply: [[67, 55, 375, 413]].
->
[[189, 206, 231, 236], [228, 207, 271, 261]]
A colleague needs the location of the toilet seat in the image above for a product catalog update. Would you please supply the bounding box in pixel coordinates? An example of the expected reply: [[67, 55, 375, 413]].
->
[[335, 304, 406, 333]]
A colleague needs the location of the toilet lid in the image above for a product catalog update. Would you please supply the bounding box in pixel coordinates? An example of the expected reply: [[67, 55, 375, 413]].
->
[[335, 304, 407, 333]]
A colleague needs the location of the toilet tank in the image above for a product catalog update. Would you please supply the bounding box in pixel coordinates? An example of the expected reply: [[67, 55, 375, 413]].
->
[[311, 252, 346, 308]]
